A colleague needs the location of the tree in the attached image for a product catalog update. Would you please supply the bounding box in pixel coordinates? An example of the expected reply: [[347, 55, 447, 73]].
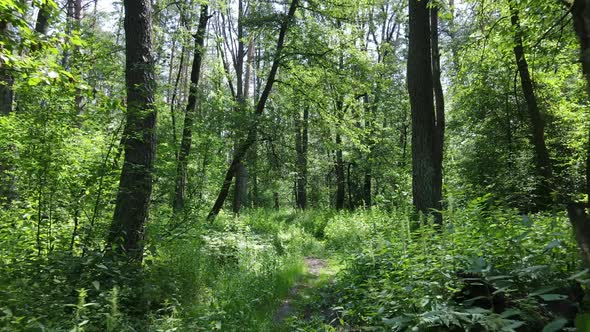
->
[[107, 0, 156, 261], [407, 0, 441, 223], [567, 0, 590, 265], [0, 19, 14, 205], [431, 1, 445, 224], [172, 4, 210, 214], [207, 0, 299, 221], [570, 0, 590, 203], [509, 1, 553, 210], [295, 107, 309, 209]]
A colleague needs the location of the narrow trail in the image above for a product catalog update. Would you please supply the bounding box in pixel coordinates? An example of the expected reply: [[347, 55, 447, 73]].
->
[[273, 257, 328, 324]]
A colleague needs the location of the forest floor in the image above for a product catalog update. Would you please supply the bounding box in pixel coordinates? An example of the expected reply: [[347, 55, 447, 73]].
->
[[273, 255, 352, 331], [273, 257, 328, 322]]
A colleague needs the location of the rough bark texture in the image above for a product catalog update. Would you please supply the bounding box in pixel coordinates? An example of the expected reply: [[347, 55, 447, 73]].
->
[[431, 5, 445, 225], [207, 0, 299, 221], [108, 0, 156, 262], [408, 0, 438, 220], [172, 5, 210, 214], [295, 107, 309, 209], [510, 4, 553, 210]]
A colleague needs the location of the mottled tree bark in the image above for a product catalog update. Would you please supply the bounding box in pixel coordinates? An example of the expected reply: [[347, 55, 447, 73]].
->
[[172, 5, 210, 214], [108, 0, 156, 262], [510, 3, 553, 210], [207, 0, 299, 221], [408, 0, 438, 221]]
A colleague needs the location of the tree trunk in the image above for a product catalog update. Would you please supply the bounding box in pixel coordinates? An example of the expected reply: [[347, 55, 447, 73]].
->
[[273, 191, 280, 210], [363, 171, 371, 207], [335, 132, 345, 210], [295, 107, 308, 209], [0, 20, 14, 206], [207, 0, 299, 221], [34, 2, 51, 36], [107, 0, 156, 262], [510, 3, 553, 210], [431, 4, 445, 224], [363, 95, 373, 208], [232, 0, 248, 215], [570, 0, 590, 204], [0, 20, 13, 116], [232, 162, 248, 212], [172, 5, 210, 214], [567, 1, 590, 267], [408, 0, 437, 221]]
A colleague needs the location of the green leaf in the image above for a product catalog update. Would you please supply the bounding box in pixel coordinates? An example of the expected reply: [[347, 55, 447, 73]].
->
[[92, 281, 100, 290], [542, 318, 568, 332], [70, 35, 85, 47], [568, 269, 589, 280], [543, 239, 561, 252], [529, 286, 558, 297], [27, 76, 42, 86], [539, 294, 568, 301]]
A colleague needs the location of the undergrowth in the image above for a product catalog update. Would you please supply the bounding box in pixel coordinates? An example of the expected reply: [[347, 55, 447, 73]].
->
[[1, 203, 588, 331], [287, 201, 588, 331]]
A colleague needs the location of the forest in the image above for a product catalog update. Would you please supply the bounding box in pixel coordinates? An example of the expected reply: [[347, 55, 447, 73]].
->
[[3, 0, 590, 330]]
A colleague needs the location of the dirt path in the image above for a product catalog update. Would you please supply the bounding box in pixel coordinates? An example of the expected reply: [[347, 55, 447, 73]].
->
[[304, 257, 327, 276], [273, 257, 327, 323]]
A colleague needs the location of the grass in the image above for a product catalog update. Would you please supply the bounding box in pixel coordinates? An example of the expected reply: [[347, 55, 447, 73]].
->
[[0, 205, 586, 331]]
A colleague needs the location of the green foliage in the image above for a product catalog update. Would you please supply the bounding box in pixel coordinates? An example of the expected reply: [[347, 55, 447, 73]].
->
[[295, 205, 583, 331]]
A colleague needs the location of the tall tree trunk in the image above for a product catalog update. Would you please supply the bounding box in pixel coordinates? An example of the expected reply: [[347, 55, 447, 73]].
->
[[363, 95, 373, 208], [431, 4, 445, 224], [207, 0, 299, 221], [568, 1, 590, 266], [570, 1, 590, 203], [408, 0, 437, 221], [0, 20, 13, 116], [510, 3, 553, 210], [233, 163, 248, 212], [295, 107, 309, 209], [232, 0, 248, 214], [107, 0, 156, 262], [172, 5, 210, 214], [335, 132, 345, 210], [0, 20, 15, 206]]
